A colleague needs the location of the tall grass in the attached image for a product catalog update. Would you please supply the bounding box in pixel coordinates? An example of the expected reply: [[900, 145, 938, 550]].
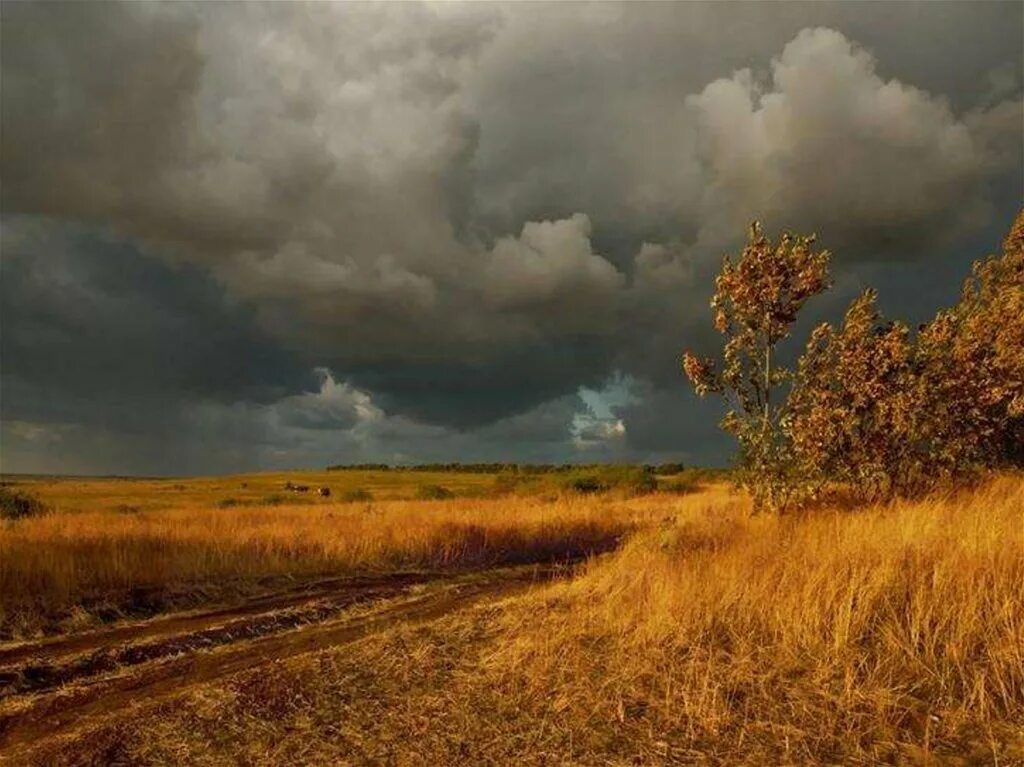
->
[[44, 479, 1023, 764], [479, 477, 1024, 761], [0, 495, 634, 638]]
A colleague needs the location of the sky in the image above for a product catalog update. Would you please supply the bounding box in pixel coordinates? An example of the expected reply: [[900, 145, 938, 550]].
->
[[1, 1, 1021, 475]]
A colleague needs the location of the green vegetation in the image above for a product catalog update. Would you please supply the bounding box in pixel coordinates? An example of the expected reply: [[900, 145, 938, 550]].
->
[[0, 486, 49, 520], [415, 484, 455, 500], [558, 466, 657, 495], [327, 462, 689, 475]]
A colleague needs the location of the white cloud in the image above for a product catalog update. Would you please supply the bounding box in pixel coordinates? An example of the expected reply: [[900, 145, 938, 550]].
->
[[686, 27, 1009, 252]]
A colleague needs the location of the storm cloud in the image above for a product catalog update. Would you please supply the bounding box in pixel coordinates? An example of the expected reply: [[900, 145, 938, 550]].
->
[[1, 2, 1020, 474]]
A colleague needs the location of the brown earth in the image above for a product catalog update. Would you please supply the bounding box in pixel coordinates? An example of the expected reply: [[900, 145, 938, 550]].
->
[[0, 563, 567, 765]]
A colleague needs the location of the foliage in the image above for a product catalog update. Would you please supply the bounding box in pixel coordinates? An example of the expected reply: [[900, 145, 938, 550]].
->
[[683, 222, 831, 511], [913, 212, 1024, 476], [0, 487, 49, 520], [217, 494, 313, 508], [328, 462, 690, 475], [415, 484, 454, 500], [785, 290, 918, 500], [560, 466, 658, 496], [490, 466, 663, 497], [786, 210, 1024, 500], [688, 211, 1023, 509]]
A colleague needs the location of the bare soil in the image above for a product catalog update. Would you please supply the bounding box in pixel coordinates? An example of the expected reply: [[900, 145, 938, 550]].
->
[[0, 563, 566, 764]]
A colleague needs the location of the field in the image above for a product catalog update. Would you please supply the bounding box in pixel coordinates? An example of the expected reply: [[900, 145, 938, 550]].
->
[[0, 469, 648, 639], [1, 470, 1022, 765]]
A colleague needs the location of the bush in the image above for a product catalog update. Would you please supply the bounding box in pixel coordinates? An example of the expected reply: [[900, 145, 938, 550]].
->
[[416, 484, 454, 500], [0, 487, 49, 520], [660, 478, 697, 495], [560, 466, 657, 496], [563, 474, 606, 494], [341, 488, 373, 502], [682, 222, 831, 512]]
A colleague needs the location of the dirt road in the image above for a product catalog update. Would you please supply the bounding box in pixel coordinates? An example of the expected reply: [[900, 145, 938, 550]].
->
[[0, 563, 566, 764]]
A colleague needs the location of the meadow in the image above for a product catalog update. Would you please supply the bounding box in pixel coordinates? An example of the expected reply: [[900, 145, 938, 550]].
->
[[1, 470, 1022, 764], [0, 469, 661, 639]]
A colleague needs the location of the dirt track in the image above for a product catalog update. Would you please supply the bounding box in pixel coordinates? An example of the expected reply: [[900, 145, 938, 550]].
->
[[0, 564, 564, 764]]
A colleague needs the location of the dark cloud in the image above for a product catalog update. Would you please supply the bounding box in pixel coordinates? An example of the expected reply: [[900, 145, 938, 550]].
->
[[1, 2, 1020, 474], [1, 218, 312, 397]]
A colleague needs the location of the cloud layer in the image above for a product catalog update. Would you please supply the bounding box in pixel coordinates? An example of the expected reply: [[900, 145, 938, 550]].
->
[[2, 2, 1020, 473]]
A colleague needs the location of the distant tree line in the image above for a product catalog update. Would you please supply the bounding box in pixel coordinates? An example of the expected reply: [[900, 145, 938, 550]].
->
[[684, 210, 1023, 512], [325, 462, 690, 475]]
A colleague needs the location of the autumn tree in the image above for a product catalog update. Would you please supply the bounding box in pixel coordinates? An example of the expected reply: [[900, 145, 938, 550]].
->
[[785, 209, 1023, 500], [785, 291, 918, 501], [912, 209, 1024, 478], [682, 222, 831, 512]]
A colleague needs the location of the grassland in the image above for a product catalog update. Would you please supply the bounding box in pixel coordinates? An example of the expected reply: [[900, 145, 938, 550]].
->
[[2, 471, 1022, 764], [0, 469, 660, 639]]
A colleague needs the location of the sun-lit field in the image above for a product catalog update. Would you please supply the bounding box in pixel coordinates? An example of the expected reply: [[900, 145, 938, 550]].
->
[[0, 471, 657, 639], [2, 473, 1022, 764], [4, 470, 499, 514]]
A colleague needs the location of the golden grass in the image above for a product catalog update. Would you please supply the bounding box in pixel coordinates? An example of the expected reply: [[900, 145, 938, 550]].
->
[[3, 470, 497, 514], [0, 487, 637, 638], [42, 477, 1024, 765], [476, 476, 1024, 762]]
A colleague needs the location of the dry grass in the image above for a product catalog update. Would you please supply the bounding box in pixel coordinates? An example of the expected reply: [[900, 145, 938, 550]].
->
[[473, 476, 1024, 762], [1, 470, 498, 515], [33, 477, 1024, 765], [0, 486, 638, 638]]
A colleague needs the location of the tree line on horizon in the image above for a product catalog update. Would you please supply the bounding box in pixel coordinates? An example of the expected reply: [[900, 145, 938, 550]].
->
[[325, 462, 692, 475]]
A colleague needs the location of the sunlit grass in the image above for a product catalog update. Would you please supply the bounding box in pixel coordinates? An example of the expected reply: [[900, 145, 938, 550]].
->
[[0, 482, 642, 637], [5, 473, 1022, 762], [472, 475, 1024, 761]]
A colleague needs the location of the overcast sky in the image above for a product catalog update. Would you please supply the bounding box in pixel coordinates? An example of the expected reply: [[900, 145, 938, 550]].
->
[[1, 1, 1021, 475]]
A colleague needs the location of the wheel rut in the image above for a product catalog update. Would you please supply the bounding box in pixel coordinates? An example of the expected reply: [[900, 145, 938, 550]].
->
[[0, 563, 567, 763]]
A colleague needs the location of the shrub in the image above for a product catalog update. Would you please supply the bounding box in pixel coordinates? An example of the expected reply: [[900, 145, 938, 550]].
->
[[563, 474, 605, 494], [416, 484, 454, 500], [913, 213, 1024, 477], [341, 488, 373, 502], [0, 488, 49, 520], [660, 478, 697, 495], [560, 466, 657, 496], [218, 494, 314, 508]]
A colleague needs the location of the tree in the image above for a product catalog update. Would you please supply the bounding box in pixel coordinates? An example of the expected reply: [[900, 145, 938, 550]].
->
[[785, 209, 1023, 500], [682, 222, 831, 512], [913, 209, 1024, 478], [785, 290, 917, 501]]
